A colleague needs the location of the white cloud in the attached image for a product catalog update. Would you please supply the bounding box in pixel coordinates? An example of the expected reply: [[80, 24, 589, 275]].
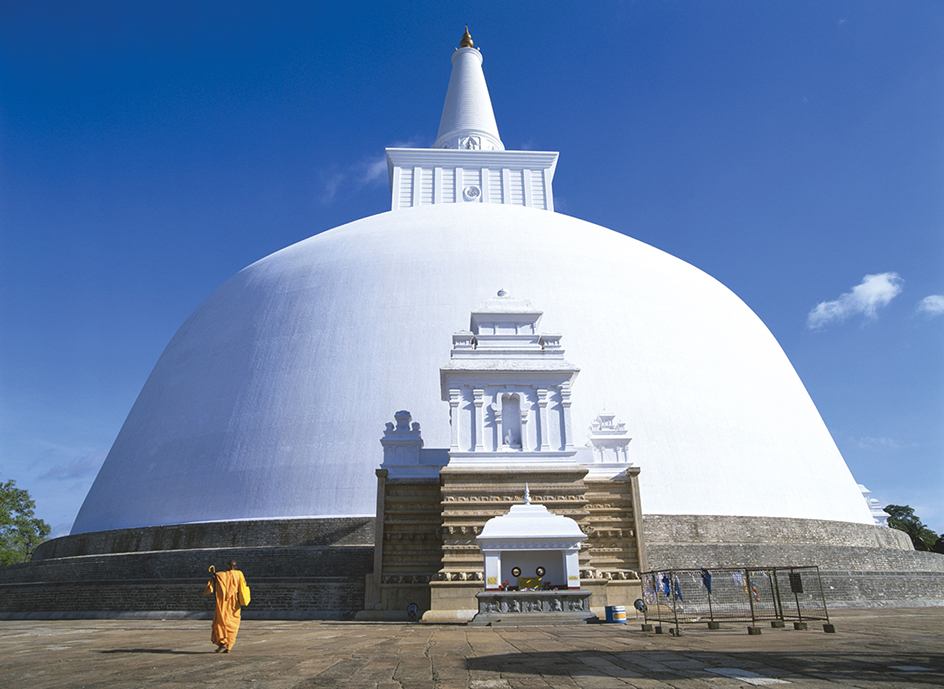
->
[[317, 167, 344, 204], [854, 437, 901, 450], [917, 294, 944, 317], [319, 138, 423, 205], [807, 272, 903, 329], [38, 449, 107, 481], [358, 157, 388, 186]]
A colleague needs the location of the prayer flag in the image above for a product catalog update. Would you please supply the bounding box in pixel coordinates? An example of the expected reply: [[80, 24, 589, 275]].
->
[[700, 568, 712, 594]]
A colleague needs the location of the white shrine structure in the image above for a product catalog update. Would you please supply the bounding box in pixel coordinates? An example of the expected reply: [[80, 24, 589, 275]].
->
[[470, 487, 593, 625], [368, 291, 644, 620], [477, 486, 586, 591], [442, 291, 579, 460]]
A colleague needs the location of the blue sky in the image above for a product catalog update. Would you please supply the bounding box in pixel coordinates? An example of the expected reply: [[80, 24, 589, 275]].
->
[[1, 1, 942, 538]]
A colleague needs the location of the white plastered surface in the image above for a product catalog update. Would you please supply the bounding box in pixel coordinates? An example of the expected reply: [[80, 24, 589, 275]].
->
[[72, 203, 872, 532]]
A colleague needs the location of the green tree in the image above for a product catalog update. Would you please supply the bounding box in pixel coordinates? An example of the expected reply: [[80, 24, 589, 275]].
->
[[884, 504, 936, 552], [0, 480, 51, 566]]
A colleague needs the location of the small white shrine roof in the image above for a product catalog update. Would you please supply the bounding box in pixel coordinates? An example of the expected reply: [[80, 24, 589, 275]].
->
[[477, 490, 587, 542]]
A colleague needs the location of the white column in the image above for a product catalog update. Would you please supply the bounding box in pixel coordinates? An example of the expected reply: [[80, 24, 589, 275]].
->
[[449, 388, 461, 450], [543, 168, 554, 211], [473, 388, 485, 451], [564, 549, 581, 589], [560, 382, 574, 451], [390, 166, 402, 210], [483, 550, 501, 590], [412, 166, 422, 207], [536, 387, 550, 451], [520, 401, 530, 452], [491, 397, 501, 451]]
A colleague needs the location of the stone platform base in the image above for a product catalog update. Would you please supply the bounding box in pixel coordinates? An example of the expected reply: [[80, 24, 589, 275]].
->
[[4, 515, 942, 619], [469, 590, 596, 626], [0, 518, 374, 620], [643, 514, 944, 608]]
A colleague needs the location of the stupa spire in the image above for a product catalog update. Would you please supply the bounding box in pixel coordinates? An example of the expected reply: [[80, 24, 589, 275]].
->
[[434, 26, 504, 151]]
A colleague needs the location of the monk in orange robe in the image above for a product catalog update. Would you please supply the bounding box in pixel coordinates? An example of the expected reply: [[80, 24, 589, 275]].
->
[[204, 559, 247, 653]]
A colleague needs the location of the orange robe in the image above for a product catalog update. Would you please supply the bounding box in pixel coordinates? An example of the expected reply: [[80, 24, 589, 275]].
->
[[204, 570, 246, 650]]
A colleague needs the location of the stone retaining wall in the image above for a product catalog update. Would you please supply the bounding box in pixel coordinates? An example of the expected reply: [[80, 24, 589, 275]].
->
[[0, 545, 373, 584], [645, 544, 944, 573], [34, 517, 374, 560], [0, 577, 366, 619], [4, 515, 943, 618], [642, 514, 914, 550], [820, 570, 944, 608], [1, 520, 376, 620], [642, 514, 944, 608], [0, 544, 372, 620]]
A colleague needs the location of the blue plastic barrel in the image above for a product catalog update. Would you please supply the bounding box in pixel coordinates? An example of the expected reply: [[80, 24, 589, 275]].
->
[[605, 605, 627, 623]]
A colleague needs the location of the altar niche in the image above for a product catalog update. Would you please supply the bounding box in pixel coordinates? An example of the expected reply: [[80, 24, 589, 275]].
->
[[499, 550, 561, 590], [496, 392, 523, 451]]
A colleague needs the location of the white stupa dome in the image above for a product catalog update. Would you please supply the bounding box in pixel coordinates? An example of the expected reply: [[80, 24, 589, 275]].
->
[[72, 31, 872, 535]]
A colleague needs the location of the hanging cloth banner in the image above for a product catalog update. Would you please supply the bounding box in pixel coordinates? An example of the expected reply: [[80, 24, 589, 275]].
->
[[700, 568, 712, 594]]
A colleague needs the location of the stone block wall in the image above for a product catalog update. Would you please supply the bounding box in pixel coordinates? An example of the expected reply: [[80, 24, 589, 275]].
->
[[642, 514, 914, 551], [645, 543, 944, 573], [373, 475, 443, 615], [34, 516, 374, 560], [0, 545, 373, 584], [642, 514, 944, 607], [583, 470, 645, 575], [820, 570, 944, 608], [1, 518, 375, 620], [436, 465, 592, 580], [0, 578, 366, 620]]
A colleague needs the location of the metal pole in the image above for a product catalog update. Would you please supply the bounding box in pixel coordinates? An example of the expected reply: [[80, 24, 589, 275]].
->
[[671, 569, 680, 636], [746, 567, 757, 626], [642, 572, 659, 624], [793, 568, 803, 622], [772, 567, 784, 622], [815, 566, 830, 624], [707, 577, 714, 623]]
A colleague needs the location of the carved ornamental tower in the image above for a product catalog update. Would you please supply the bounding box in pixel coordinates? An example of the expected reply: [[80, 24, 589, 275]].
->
[[365, 291, 647, 621]]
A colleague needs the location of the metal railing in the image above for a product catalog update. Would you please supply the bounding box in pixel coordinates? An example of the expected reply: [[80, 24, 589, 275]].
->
[[638, 566, 832, 634]]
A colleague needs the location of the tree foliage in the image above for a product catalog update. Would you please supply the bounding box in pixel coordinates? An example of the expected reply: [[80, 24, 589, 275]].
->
[[884, 504, 936, 552], [0, 480, 51, 566]]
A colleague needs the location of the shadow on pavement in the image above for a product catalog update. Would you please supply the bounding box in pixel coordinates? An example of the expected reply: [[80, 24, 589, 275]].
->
[[467, 651, 944, 685]]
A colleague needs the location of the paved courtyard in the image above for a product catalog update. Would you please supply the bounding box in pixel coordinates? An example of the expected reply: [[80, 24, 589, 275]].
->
[[1, 608, 942, 688]]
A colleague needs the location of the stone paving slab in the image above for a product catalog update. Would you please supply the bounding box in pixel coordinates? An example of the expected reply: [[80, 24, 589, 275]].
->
[[0, 608, 941, 688]]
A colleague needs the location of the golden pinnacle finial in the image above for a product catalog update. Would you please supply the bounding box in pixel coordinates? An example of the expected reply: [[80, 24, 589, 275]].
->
[[460, 25, 474, 48]]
